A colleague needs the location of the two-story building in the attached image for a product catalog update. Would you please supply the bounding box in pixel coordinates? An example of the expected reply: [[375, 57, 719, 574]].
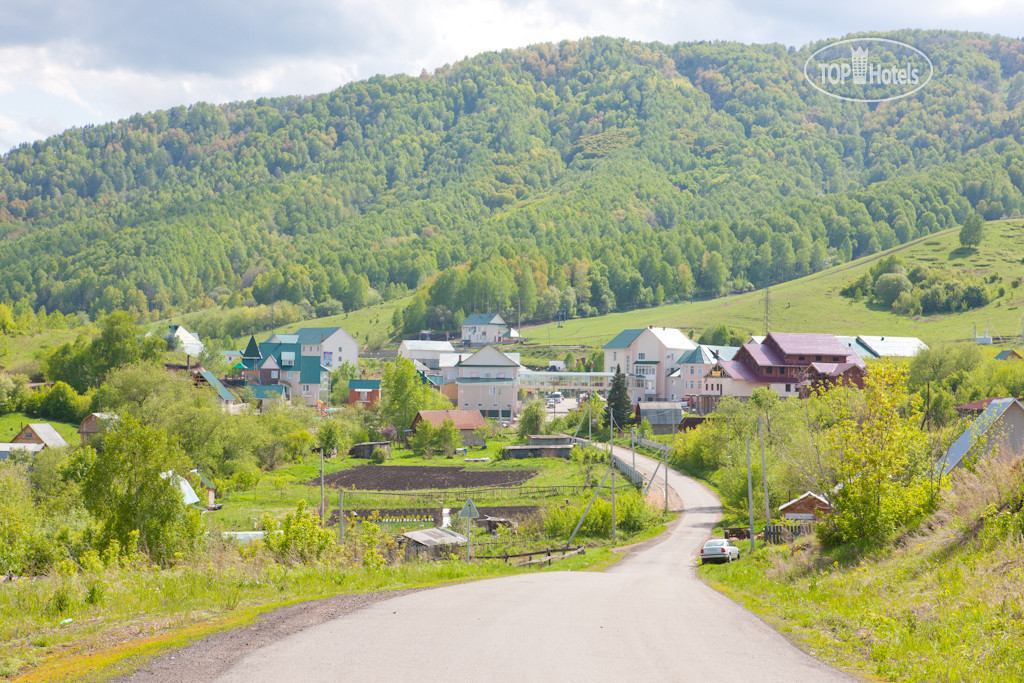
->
[[602, 327, 697, 402], [699, 332, 865, 413], [267, 326, 359, 370], [397, 340, 455, 370], [238, 332, 332, 407], [454, 345, 521, 419], [668, 345, 739, 403], [461, 313, 509, 346]]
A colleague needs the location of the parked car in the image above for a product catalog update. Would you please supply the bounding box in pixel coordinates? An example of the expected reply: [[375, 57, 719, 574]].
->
[[546, 398, 557, 408], [548, 391, 563, 403], [700, 538, 740, 564]]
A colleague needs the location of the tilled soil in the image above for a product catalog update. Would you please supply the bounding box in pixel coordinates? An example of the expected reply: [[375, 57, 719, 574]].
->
[[309, 465, 537, 490], [118, 588, 426, 681]]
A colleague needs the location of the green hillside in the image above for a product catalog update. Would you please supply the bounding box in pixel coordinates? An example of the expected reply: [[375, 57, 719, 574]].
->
[[523, 218, 1024, 347], [2, 32, 1024, 336]]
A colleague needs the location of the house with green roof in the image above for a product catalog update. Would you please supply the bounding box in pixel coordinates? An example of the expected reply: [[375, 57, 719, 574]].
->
[[461, 313, 510, 346], [603, 327, 697, 402]]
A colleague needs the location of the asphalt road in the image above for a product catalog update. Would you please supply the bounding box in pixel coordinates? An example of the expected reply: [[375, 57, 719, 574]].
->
[[214, 447, 856, 683]]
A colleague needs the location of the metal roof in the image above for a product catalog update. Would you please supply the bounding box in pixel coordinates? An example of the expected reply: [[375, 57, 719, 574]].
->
[[768, 332, 853, 358], [198, 370, 236, 403], [856, 335, 928, 358], [645, 327, 697, 351], [295, 327, 344, 344], [0, 443, 45, 461], [250, 384, 287, 399], [414, 409, 487, 431], [995, 349, 1023, 361], [462, 313, 506, 326], [403, 527, 467, 547], [938, 398, 1024, 475], [835, 336, 877, 360], [603, 329, 644, 350], [636, 401, 682, 425], [23, 423, 68, 448], [348, 379, 381, 390], [400, 340, 456, 352]]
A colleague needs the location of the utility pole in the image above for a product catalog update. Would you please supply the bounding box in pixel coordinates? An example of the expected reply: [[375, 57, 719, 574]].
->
[[760, 418, 770, 527], [746, 435, 755, 554], [320, 447, 326, 527], [611, 466, 617, 540]]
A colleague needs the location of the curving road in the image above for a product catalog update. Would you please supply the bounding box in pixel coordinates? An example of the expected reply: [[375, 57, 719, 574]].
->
[[213, 447, 855, 682]]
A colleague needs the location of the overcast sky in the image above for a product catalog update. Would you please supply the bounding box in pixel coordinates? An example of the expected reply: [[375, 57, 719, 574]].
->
[[1, 0, 1021, 153]]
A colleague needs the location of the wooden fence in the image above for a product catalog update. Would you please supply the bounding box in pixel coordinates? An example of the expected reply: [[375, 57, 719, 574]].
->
[[474, 545, 585, 567], [763, 522, 815, 544]]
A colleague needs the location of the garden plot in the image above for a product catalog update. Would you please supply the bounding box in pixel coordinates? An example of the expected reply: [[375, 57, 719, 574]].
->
[[310, 465, 538, 490]]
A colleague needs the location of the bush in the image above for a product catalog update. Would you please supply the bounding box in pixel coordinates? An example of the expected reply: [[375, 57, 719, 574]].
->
[[370, 447, 389, 464], [617, 491, 660, 533], [260, 500, 335, 565], [544, 498, 613, 539]]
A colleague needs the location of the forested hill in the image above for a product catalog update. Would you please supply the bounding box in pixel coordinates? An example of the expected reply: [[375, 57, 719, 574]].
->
[[2, 31, 1024, 331]]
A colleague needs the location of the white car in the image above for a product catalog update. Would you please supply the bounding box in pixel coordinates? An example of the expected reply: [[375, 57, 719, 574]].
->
[[700, 538, 740, 564]]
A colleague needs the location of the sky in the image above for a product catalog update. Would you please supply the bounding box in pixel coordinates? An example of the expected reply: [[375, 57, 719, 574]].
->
[[1, 0, 1022, 153]]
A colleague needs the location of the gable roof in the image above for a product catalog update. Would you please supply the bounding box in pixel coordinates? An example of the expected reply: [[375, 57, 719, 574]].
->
[[249, 384, 288, 400], [956, 397, 1016, 412], [197, 370, 235, 403], [938, 398, 1024, 475], [996, 349, 1023, 361], [462, 313, 506, 326], [270, 334, 300, 344], [603, 329, 644, 350], [20, 423, 68, 448], [295, 327, 347, 345], [778, 491, 831, 512], [456, 345, 518, 367], [400, 340, 456, 353], [414, 409, 487, 431], [767, 332, 854, 358], [348, 379, 381, 391], [299, 361, 330, 384], [856, 335, 928, 358], [836, 336, 878, 360], [644, 327, 696, 351]]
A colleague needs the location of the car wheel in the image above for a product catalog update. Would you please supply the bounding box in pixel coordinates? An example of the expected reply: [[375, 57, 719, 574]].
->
[[727, 554, 732, 562]]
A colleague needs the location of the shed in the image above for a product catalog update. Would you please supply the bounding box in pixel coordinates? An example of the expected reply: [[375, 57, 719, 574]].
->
[[938, 398, 1024, 475], [777, 491, 832, 520], [403, 527, 467, 560], [995, 349, 1023, 361], [502, 443, 575, 459], [528, 434, 573, 446], [161, 471, 201, 507], [411, 409, 488, 447], [349, 441, 392, 459]]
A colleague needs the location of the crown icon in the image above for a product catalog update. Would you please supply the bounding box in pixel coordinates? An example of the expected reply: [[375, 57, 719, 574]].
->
[[851, 46, 868, 84]]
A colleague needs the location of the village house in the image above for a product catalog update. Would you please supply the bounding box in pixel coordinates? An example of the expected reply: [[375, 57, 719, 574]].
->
[[454, 345, 521, 419], [348, 378, 381, 406], [995, 349, 1023, 362], [411, 409, 488, 447], [777, 491, 833, 521], [267, 326, 359, 369], [238, 333, 331, 408], [602, 327, 697, 402], [668, 344, 739, 404], [78, 412, 117, 445], [461, 313, 511, 346], [167, 324, 204, 356], [699, 332, 865, 413], [939, 398, 1024, 475], [0, 422, 69, 461]]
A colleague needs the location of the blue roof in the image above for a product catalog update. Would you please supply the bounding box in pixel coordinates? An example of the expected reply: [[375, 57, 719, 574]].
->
[[300, 360, 330, 384], [836, 336, 878, 360], [677, 345, 739, 365], [250, 385, 287, 399], [198, 370, 235, 403], [995, 350, 1022, 361], [295, 327, 343, 344], [463, 313, 504, 326], [348, 379, 381, 390], [273, 334, 299, 344], [603, 329, 644, 350], [938, 398, 1023, 475]]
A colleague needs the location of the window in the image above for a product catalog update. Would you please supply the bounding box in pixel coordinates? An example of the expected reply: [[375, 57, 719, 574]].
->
[[488, 387, 496, 395], [785, 384, 792, 392], [498, 372, 505, 379], [638, 352, 646, 360], [799, 356, 805, 361], [613, 352, 617, 361], [271, 370, 279, 379], [833, 356, 842, 362], [288, 371, 295, 379], [765, 367, 773, 374], [477, 402, 483, 407], [815, 355, 822, 361]]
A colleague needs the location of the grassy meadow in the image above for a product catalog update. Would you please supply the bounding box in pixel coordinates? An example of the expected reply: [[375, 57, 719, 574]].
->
[[524, 221, 1024, 348]]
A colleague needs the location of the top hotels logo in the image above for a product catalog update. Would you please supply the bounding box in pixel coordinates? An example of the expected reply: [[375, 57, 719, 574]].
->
[[804, 38, 933, 103]]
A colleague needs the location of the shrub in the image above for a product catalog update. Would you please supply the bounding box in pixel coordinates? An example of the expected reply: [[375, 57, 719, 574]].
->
[[260, 500, 335, 565], [617, 491, 660, 533], [370, 447, 389, 464], [544, 499, 613, 539]]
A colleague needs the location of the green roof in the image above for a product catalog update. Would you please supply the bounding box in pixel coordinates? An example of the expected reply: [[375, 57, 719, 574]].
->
[[602, 329, 643, 350], [250, 385, 287, 399], [198, 370, 235, 403], [348, 379, 381, 390], [242, 335, 261, 360], [299, 360, 329, 384], [296, 327, 342, 344]]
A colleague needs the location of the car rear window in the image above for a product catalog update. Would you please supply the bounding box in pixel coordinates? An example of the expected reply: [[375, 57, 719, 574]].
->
[[705, 539, 726, 546]]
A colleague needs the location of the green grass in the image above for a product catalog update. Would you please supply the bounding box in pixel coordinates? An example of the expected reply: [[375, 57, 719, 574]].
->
[[0, 412, 80, 445], [701, 530, 1024, 682], [523, 221, 1024, 348]]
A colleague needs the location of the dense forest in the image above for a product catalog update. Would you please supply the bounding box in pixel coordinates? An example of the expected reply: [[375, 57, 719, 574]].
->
[[2, 31, 1024, 333]]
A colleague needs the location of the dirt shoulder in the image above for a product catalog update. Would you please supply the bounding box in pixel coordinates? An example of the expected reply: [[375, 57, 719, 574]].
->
[[117, 587, 427, 681]]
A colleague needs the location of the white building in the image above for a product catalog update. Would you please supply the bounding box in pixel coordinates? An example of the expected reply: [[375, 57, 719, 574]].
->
[[398, 339, 455, 370], [268, 326, 359, 369], [602, 327, 697, 402], [461, 313, 509, 346], [455, 345, 521, 419]]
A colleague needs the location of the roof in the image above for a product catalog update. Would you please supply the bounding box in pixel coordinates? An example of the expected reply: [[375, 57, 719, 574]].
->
[[299, 362, 330, 384], [23, 423, 68, 448], [645, 327, 696, 351], [0, 443, 45, 460], [808, 362, 860, 377], [161, 471, 200, 506], [198, 370, 236, 402], [242, 335, 262, 360], [996, 349, 1023, 361], [439, 352, 475, 368], [403, 527, 467, 547], [414, 409, 487, 431], [462, 313, 506, 326], [400, 340, 456, 353], [938, 398, 1024, 475], [856, 335, 928, 358], [741, 341, 787, 367], [768, 332, 854, 358], [455, 345, 518, 368], [603, 329, 644, 350], [678, 345, 739, 365], [295, 327, 344, 344], [249, 384, 288, 399], [778, 491, 831, 511], [717, 359, 766, 383], [271, 334, 300, 344], [956, 397, 1016, 412], [835, 336, 877, 360], [348, 379, 381, 391]]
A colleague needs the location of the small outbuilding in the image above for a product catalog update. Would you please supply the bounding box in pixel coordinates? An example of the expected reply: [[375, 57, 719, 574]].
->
[[78, 412, 117, 445], [348, 379, 381, 406], [938, 398, 1024, 475], [634, 401, 682, 436], [411, 409, 488, 447], [11, 423, 68, 449], [777, 491, 833, 520], [403, 527, 467, 560], [995, 349, 1023, 362], [349, 441, 392, 459]]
